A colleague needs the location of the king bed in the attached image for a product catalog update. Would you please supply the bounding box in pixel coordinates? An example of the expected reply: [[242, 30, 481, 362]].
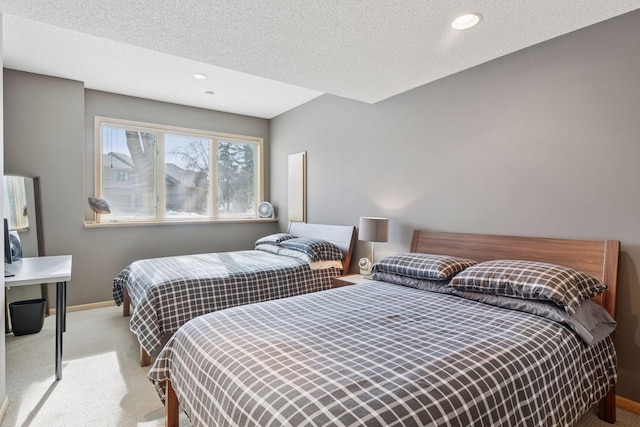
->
[[113, 222, 356, 366], [149, 230, 619, 426]]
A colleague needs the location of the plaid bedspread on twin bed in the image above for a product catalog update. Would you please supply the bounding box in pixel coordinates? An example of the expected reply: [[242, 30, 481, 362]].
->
[[149, 281, 616, 427], [113, 250, 341, 355]]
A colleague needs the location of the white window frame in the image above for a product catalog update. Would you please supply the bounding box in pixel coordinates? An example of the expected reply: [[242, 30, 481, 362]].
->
[[93, 116, 264, 225]]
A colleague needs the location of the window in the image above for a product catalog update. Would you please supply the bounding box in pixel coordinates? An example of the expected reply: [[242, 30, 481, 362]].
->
[[95, 117, 263, 223], [115, 171, 129, 182]]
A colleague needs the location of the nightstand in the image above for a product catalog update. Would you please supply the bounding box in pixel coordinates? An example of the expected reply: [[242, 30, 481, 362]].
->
[[332, 274, 370, 288]]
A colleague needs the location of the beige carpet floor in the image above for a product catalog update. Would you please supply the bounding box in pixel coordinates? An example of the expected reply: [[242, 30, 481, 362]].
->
[[3, 306, 639, 426]]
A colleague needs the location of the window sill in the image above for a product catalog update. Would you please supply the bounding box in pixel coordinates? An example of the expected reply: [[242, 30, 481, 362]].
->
[[83, 217, 278, 228]]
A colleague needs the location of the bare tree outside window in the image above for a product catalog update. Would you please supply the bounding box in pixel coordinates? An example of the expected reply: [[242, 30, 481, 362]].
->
[[165, 135, 210, 217], [125, 130, 156, 216], [101, 128, 157, 218]]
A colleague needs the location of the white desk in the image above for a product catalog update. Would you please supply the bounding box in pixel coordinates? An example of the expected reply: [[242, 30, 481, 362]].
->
[[5, 255, 72, 380]]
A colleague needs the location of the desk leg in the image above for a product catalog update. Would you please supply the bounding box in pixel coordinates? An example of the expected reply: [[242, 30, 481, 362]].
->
[[55, 281, 66, 381], [4, 289, 9, 334], [62, 282, 66, 333]]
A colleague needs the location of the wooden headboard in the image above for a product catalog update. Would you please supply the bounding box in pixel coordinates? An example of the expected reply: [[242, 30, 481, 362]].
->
[[410, 229, 621, 423], [410, 230, 620, 319], [288, 222, 356, 275]]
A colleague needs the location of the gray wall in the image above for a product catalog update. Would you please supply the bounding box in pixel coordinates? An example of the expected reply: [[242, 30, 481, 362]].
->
[[271, 10, 640, 402], [0, 12, 6, 413], [3, 71, 276, 307], [4, 70, 85, 304]]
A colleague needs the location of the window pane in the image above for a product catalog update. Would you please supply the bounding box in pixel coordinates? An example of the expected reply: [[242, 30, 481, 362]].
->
[[218, 141, 256, 217], [102, 127, 157, 218], [164, 134, 210, 218]]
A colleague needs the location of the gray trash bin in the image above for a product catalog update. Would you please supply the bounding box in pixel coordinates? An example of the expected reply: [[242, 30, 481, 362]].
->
[[9, 298, 46, 336]]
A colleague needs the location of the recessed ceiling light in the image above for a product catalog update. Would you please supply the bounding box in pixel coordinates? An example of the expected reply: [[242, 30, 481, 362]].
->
[[451, 13, 482, 30], [205, 91, 215, 96], [193, 73, 207, 80]]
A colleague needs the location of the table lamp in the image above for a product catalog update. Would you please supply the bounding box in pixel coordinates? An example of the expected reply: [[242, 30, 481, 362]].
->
[[358, 217, 389, 277]]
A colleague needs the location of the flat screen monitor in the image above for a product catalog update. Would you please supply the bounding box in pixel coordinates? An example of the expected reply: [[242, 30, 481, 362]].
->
[[4, 218, 12, 264]]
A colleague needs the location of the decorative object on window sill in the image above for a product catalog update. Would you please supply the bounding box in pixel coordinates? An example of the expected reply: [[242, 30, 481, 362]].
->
[[258, 201, 275, 218], [88, 197, 111, 223], [358, 217, 389, 278]]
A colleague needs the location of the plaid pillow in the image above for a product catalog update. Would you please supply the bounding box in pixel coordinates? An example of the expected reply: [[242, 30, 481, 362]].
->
[[449, 260, 607, 315], [279, 238, 343, 261], [255, 233, 295, 247], [371, 253, 476, 281]]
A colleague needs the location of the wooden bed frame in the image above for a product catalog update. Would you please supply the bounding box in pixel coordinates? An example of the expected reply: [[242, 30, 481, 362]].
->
[[122, 222, 356, 367], [410, 230, 620, 423], [163, 229, 620, 426]]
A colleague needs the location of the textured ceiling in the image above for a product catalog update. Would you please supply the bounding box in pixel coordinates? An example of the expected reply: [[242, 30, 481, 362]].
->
[[2, 1, 639, 118]]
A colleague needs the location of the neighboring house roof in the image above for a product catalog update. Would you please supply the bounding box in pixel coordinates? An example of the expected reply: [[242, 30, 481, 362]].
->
[[165, 163, 206, 188], [105, 152, 205, 188], [104, 152, 134, 169]]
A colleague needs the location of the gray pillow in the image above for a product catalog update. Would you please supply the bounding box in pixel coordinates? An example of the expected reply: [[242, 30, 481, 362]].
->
[[371, 272, 456, 295], [449, 260, 607, 315], [451, 290, 615, 345], [372, 253, 476, 281]]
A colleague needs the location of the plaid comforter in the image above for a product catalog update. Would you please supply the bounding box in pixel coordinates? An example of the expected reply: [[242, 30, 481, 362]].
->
[[113, 250, 340, 354], [149, 281, 617, 427]]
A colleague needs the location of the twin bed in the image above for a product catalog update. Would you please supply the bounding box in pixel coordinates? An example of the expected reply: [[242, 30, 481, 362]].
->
[[144, 229, 620, 426], [113, 222, 356, 366]]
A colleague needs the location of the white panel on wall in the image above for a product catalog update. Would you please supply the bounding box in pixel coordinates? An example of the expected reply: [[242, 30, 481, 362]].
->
[[288, 151, 306, 222]]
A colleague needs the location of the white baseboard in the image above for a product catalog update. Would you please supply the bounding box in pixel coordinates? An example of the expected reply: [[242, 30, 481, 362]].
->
[[50, 300, 115, 314]]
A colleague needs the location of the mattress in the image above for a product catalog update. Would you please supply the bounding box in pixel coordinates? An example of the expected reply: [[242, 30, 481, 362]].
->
[[148, 280, 616, 426], [113, 249, 341, 354]]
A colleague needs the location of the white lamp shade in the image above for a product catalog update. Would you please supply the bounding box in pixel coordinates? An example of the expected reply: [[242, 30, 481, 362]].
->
[[358, 217, 389, 242]]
